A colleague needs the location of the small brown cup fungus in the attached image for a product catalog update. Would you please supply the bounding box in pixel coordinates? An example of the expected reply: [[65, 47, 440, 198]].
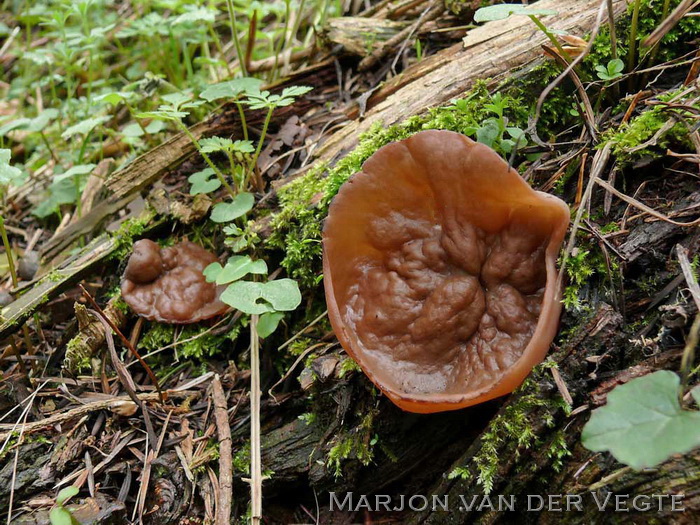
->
[[323, 130, 570, 413], [121, 239, 228, 323]]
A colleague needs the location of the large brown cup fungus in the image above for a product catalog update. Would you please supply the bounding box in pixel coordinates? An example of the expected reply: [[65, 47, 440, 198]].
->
[[323, 130, 570, 413], [121, 239, 228, 323]]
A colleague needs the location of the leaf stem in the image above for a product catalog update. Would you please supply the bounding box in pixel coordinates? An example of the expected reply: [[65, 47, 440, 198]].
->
[[246, 106, 274, 189], [605, 0, 620, 100], [0, 214, 18, 288], [226, 0, 248, 77], [177, 122, 236, 198], [235, 100, 249, 141], [627, 0, 641, 91], [529, 15, 572, 63]]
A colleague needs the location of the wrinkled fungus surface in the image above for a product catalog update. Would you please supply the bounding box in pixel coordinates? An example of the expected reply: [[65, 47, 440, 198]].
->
[[323, 130, 569, 413], [121, 239, 228, 323]]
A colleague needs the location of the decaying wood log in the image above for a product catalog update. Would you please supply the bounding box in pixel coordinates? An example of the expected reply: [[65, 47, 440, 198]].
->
[[0, 235, 115, 341], [317, 0, 626, 161], [323, 17, 410, 56]]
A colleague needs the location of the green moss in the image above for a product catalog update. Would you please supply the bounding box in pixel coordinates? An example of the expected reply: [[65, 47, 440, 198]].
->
[[233, 442, 251, 475], [602, 92, 696, 164], [287, 337, 315, 357], [138, 323, 175, 352], [63, 337, 92, 373], [326, 410, 377, 478], [448, 364, 570, 494], [108, 210, 155, 261], [138, 320, 238, 363], [104, 290, 129, 314], [298, 412, 317, 425], [337, 356, 361, 378], [561, 234, 619, 312]]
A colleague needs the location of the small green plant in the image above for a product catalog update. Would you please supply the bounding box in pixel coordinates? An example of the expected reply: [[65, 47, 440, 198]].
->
[[137, 93, 238, 195], [240, 86, 313, 181], [49, 486, 79, 525], [204, 255, 300, 338], [414, 38, 423, 61], [595, 58, 624, 81], [582, 371, 700, 470], [0, 149, 26, 286], [465, 93, 528, 156]]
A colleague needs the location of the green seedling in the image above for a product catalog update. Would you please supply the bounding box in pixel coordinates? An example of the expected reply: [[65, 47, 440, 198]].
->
[[0, 149, 26, 286], [595, 58, 624, 81], [49, 486, 79, 525], [240, 85, 313, 185]]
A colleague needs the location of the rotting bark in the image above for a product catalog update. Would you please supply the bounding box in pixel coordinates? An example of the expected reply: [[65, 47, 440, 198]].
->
[[317, 0, 627, 160], [0, 235, 115, 341]]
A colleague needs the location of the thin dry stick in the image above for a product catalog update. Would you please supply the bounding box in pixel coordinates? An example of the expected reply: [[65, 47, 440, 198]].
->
[[642, 0, 700, 48], [0, 390, 193, 439], [595, 178, 700, 227], [0, 380, 49, 452], [545, 47, 597, 140], [556, 144, 612, 293], [250, 314, 262, 524], [358, 0, 441, 72], [5, 399, 31, 525], [268, 342, 329, 400], [676, 245, 700, 311], [530, 0, 608, 147], [80, 285, 164, 402], [212, 375, 233, 525], [88, 308, 158, 451], [278, 310, 328, 352]]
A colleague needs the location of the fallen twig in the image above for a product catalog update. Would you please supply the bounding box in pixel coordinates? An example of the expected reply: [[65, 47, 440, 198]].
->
[[0, 390, 196, 441], [212, 375, 233, 525], [595, 178, 700, 227], [676, 245, 700, 311]]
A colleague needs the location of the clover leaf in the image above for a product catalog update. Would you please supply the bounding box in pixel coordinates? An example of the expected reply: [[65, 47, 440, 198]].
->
[[582, 371, 700, 470], [595, 58, 625, 81], [210, 192, 255, 223], [220, 278, 302, 315], [204, 255, 268, 285], [188, 168, 221, 195]]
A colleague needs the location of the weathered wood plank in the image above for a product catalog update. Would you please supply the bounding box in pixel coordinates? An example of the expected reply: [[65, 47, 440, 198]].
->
[[317, 0, 626, 163], [0, 235, 115, 340]]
